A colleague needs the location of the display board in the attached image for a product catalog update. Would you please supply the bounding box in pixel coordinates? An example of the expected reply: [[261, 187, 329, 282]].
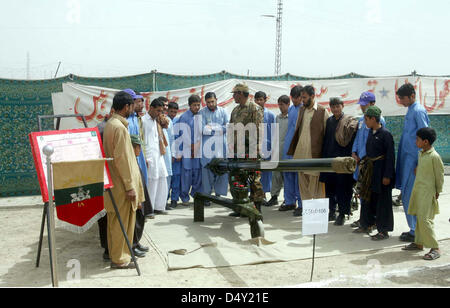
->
[[29, 127, 113, 203]]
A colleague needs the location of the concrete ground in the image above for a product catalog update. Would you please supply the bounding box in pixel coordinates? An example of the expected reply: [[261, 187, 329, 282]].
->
[[1, 173, 449, 288]]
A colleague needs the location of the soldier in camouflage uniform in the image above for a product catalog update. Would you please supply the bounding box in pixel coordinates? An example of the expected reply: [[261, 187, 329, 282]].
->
[[227, 83, 265, 217]]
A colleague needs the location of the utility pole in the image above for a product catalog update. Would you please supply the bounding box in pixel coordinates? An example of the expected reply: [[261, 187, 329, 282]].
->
[[274, 0, 283, 76]]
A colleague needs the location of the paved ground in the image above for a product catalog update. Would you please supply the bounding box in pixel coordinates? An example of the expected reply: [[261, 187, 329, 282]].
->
[[0, 175, 449, 288]]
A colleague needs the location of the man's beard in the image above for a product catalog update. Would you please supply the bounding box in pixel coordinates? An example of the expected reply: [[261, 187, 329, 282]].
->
[[304, 98, 313, 108]]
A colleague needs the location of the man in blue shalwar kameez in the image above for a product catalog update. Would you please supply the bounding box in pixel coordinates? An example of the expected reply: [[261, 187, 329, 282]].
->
[[177, 95, 203, 206], [168, 102, 181, 208], [395, 83, 430, 242], [255, 91, 276, 201], [279, 86, 303, 213], [199, 92, 229, 204], [123, 88, 149, 256]]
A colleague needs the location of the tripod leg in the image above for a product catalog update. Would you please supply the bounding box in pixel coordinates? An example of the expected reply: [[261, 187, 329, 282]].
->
[[107, 189, 141, 276], [36, 203, 48, 268]]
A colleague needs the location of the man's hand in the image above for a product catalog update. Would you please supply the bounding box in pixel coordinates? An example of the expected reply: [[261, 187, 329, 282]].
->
[[352, 152, 360, 165], [382, 177, 391, 186], [436, 193, 440, 200], [125, 189, 136, 202]]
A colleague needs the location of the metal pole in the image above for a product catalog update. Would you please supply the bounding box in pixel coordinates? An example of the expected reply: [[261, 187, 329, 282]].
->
[[35, 202, 48, 268], [107, 189, 141, 276], [310, 235, 316, 282], [43, 144, 58, 287]]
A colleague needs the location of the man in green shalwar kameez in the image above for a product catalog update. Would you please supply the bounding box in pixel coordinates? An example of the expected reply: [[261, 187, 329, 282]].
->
[[402, 127, 444, 260]]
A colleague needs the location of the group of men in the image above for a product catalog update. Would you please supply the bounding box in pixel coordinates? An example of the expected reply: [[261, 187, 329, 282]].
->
[[99, 82, 431, 269]]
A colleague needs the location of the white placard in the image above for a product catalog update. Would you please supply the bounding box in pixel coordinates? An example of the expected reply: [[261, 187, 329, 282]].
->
[[302, 198, 329, 236]]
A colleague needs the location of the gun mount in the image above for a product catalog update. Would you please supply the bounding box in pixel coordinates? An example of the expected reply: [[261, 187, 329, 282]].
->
[[194, 157, 356, 239]]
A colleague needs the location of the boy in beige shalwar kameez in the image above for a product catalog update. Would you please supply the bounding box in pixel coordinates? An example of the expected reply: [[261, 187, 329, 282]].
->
[[402, 127, 444, 260]]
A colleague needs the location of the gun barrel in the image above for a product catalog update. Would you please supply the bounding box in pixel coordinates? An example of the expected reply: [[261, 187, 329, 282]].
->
[[208, 157, 356, 175]]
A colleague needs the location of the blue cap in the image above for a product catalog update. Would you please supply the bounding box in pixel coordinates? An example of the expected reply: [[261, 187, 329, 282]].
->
[[358, 91, 376, 106], [123, 88, 143, 100]]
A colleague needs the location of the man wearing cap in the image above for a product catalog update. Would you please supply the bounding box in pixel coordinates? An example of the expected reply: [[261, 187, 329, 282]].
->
[[287, 85, 330, 217], [356, 106, 395, 240], [227, 83, 265, 216], [395, 83, 430, 242], [351, 91, 385, 229], [123, 89, 155, 218]]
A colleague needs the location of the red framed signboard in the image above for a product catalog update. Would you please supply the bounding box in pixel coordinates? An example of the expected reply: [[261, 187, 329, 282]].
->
[[29, 127, 113, 203]]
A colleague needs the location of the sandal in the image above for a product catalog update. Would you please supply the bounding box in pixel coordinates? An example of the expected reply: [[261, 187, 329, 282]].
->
[[402, 243, 423, 251], [423, 250, 441, 261], [371, 232, 389, 241]]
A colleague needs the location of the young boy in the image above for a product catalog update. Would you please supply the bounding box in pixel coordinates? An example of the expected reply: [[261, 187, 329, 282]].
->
[[355, 106, 395, 240], [402, 127, 444, 260], [254, 91, 276, 202], [320, 97, 356, 225], [266, 95, 290, 207]]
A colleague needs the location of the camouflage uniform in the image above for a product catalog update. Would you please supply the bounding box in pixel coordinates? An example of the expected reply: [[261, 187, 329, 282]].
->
[[229, 94, 265, 203]]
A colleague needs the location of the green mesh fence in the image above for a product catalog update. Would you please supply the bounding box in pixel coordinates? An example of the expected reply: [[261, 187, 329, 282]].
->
[[0, 71, 448, 197]]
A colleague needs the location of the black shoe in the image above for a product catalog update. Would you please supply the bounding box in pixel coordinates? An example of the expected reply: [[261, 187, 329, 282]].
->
[[204, 201, 211, 207], [350, 219, 360, 228], [110, 262, 136, 269], [264, 195, 278, 207], [334, 215, 345, 226], [154, 210, 168, 215], [133, 248, 146, 258], [229, 212, 241, 217], [137, 244, 149, 252], [293, 207, 302, 217], [279, 204, 296, 212], [399, 232, 415, 242], [103, 250, 110, 261], [165, 204, 173, 210], [170, 200, 178, 208], [329, 212, 337, 222]]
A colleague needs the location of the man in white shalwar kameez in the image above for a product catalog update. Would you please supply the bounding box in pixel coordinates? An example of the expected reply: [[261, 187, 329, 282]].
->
[[142, 99, 169, 214]]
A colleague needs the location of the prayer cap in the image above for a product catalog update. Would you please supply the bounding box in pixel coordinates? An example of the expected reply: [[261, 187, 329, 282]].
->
[[365, 106, 382, 118]]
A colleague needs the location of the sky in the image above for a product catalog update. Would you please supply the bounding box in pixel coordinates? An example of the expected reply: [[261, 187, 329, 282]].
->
[[1, 0, 449, 80]]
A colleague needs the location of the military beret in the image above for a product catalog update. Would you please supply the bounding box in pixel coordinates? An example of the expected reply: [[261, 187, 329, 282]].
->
[[231, 83, 249, 93], [130, 134, 143, 145], [365, 106, 382, 118]]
